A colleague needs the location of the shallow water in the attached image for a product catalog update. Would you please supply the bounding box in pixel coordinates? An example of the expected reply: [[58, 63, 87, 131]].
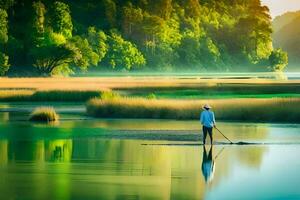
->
[[0, 104, 300, 199]]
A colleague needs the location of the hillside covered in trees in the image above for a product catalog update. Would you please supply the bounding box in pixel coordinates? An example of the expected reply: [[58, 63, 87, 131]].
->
[[0, 0, 288, 76], [273, 11, 300, 70]]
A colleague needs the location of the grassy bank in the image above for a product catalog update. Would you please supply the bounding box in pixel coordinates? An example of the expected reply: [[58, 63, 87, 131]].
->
[[1, 77, 300, 90], [1, 77, 300, 101], [0, 90, 103, 102], [86, 97, 300, 123], [123, 89, 300, 99], [1, 87, 300, 102]]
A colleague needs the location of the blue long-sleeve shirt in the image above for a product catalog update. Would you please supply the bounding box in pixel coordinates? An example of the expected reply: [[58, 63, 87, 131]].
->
[[200, 110, 216, 128]]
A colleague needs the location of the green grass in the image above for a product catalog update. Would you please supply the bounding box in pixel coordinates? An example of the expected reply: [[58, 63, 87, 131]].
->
[[117, 83, 300, 93], [1, 88, 299, 102], [1, 77, 300, 101], [31, 90, 102, 101], [100, 90, 121, 100], [119, 84, 300, 99], [86, 97, 300, 123], [128, 91, 300, 99], [0, 90, 104, 102], [29, 107, 59, 122], [0, 90, 34, 101]]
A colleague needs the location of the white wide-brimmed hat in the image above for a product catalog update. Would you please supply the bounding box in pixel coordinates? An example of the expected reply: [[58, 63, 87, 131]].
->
[[203, 104, 212, 109]]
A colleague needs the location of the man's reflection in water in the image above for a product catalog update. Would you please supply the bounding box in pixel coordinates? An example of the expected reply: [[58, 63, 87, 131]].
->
[[201, 146, 215, 183]]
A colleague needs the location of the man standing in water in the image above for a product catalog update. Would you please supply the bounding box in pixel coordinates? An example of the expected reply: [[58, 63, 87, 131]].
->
[[200, 104, 216, 145]]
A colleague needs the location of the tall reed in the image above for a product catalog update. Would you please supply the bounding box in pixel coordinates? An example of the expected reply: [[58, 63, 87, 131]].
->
[[86, 97, 300, 122], [0, 90, 103, 102], [29, 107, 59, 122]]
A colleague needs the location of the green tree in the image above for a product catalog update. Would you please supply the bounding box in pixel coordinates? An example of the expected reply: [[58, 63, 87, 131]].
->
[[269, 48, 288, 72], [178, 0, 201, 19], [0, 53, 9, 75], [28, 1, 81, 75], [121, 3, 143, 37], [0, 0, 14, 9], [3, 0, 278, 74], [177, 32, 200, 68], [105, 31, 145, 70], [103, 0, 116, 28], [0, 8, 8, 75], [199, 37, 222, 70], [155, 0, 173, 19], [141, 14, 165, 67], [30, 42, 81, 76], [234, 1, 273, 64], [30, 27, 80, 76], [70, 35, 99, 70], [32, 1, 46, 46], [50, 1, 73, 38], [0, 8, 8, 44], [144, 15, 181, 69], [87, 27, 108, 62]]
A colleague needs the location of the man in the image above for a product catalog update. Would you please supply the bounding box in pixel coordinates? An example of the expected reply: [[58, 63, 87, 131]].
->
[[200, 104, 216, 145]]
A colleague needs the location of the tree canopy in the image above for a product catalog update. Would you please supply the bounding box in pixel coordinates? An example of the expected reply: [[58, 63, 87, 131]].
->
[[273, 11, 300, 70], [269, 48, 288, 72], [0, 0, 288, 76]]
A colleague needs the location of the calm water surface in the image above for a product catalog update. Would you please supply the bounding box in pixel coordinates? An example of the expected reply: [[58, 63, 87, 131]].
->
[[0, 104, 300, 200]]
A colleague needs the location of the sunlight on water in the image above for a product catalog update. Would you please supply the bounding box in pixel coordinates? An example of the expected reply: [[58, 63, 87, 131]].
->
[[0, 137, 300, 199], [0, 115, 299, 199], [0, 107, 300, 199]]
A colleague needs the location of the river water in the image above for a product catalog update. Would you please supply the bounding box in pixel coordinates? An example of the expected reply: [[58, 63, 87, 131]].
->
[[0, 104, 300, 200]]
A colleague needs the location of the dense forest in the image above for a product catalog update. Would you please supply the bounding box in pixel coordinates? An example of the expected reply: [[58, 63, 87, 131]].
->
[[273, 11, 300, 70], [0, 0, 289, 76]]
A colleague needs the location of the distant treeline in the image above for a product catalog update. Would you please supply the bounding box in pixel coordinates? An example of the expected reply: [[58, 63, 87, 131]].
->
[[0, 0, 288, 76], [273, 11, 300, 70]]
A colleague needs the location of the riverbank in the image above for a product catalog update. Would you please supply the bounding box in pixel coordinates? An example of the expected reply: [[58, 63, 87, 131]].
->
[[1, 76, 300, 91], [87, 97, 300, 123], [0, 118, 299, 200], [0, 90, 103, 102], [1, 77, 300, 123], [1, 77, 300, 102]]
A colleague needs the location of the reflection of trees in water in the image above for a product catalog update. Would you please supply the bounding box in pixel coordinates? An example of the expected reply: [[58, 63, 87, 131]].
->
[[72, 139, 172, 199], [72, 139, 210, 199], [3, 137, 266, 199], [219, 124, 269, 169], [0, 132, 269, 200], [45, 140, 72, 162], [0, 139, 73, 200], [219, 123, 269, 141], [0, 140, 8, 165], [94, 120, 200, 131], [210, 147, 268, 189], [3, 139, 72, 163], [73, 139, 172, 175], [236, 146, 267, 168], [44, 140, 72, 200], [169, 146, 206, 200], [207, 123, 268, 188], [8, 140, 45, 162], [0, 112, 9, 122]]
